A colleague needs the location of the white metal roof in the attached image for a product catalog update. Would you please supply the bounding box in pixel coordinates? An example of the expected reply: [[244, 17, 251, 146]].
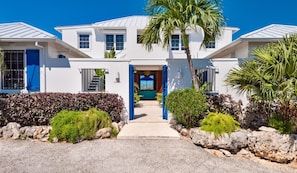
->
[[240, 24, 297, 39], [0, 22, 56, 39], [93, 16, 150, 28]]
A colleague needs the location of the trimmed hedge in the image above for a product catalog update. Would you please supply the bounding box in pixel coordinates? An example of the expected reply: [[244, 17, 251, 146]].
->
[[0, 93, 124, 126]]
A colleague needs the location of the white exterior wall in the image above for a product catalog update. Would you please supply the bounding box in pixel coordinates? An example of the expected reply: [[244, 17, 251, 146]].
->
[[46, 58, 130, 116]]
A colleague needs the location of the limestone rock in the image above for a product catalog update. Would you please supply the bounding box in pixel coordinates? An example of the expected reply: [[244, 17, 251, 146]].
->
[[180, 128, 188, 136], [169, 118, 178, 126], [220, 149, 232, 157], [190, 128, 249, 153], [95, 127, 112, 139], [52, 137, 59, 143], [248, 131, 297, 163], [176, 124, 183, 132], [258, 126, 277, 133], [0, 128, 2, 138], [2, 122, 21, 139], [118, 121, 125, 131]]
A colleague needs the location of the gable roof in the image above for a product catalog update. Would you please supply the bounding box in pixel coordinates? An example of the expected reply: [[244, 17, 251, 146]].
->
[[0, 22, 56, 41], [207, 24, 297, 58]]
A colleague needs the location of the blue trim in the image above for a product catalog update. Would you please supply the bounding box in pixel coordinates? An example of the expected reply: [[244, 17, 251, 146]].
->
[[129, 65, 135, 120], [162, 65, 168, 120], [26, 49, 40, 92]]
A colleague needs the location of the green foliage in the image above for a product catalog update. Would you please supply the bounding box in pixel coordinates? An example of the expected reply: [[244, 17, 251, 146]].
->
[[95, 69, 105, 77], [134, 93, 140, 103], [165, 88, 207, 128], [200, 112, 240, 138], [49, 108, 113, 143], [104, 47, 116, 58], [268, 113, 294, 134]]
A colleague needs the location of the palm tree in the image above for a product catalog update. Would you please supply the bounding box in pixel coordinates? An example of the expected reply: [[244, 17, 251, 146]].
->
[[140, 0, 225, 90], [225, 34, 297, 104]]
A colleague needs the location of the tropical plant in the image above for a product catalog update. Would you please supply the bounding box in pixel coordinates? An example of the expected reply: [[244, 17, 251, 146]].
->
[[200, 112, 240, 138], [225, 34, 297, 127], [165, 88, 207, 128], [49, 108, 115, 143], [140, 0, 225, 91], [268, 113, 294, 134], [104, 47, 116, 58]]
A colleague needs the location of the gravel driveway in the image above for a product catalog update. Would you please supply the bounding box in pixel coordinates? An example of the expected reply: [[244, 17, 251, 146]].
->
[[0, 139, 295, 173]]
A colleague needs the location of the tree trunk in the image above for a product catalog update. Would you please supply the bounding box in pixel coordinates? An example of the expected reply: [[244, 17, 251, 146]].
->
[[182, 30, 199, 91]]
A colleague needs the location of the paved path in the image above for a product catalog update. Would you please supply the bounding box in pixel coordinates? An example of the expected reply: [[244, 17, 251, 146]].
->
[[118, 100, 180, 139], [0, 139, 294, 173]]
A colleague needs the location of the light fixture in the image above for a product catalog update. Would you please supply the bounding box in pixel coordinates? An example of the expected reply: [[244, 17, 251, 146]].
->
[[177, 69, 182, 80], [115, 72, 120, 83], [104, 69, 109, 74]]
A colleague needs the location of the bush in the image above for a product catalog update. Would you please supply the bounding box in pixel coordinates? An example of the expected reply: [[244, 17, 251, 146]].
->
[[165, 88, 207, 128], [200, 112, 240, 138], [49, 108, 114, 143], [268, 113, 294, 134], [156, 93, 162, 105], [206, 94, 243, 122], [1, 93, 124, 127]]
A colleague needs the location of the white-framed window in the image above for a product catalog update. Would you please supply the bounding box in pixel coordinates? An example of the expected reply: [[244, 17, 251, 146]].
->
[[1, 50, 24, 90], [105, 34, 124, 50], [171, 34, 188, 51], [196, 68, 216, 92], [79, 34, 90, 49], [206, 41, 216, 49]]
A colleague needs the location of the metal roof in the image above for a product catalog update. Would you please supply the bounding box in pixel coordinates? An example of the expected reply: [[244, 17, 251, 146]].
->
[[0, 22, 56, 39], [240, 24, 297, 39], [93, 16, 150, 28]]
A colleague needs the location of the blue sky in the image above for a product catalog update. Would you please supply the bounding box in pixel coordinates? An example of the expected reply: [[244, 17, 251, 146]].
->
[[1, 0, 297, 39]]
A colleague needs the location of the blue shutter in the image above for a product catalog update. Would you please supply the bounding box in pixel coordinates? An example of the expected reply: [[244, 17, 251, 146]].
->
[[129, 65, 135, 120], [26, 50, 40, 92], [162, 65, 168, 120]]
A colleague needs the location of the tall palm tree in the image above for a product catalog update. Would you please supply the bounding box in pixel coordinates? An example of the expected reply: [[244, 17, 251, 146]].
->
[[141, 0, 225, 90]]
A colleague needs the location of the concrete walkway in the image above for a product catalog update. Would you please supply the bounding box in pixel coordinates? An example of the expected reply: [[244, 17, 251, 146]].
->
[[117, 100, 180, 139]]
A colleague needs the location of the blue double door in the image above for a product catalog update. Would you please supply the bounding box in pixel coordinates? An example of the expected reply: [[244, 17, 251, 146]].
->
[[129, 65, 168, 120], [26, 49, 40, 92]]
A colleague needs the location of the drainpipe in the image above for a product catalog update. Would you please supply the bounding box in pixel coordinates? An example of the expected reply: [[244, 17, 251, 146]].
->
[[35, 42, 46, 92]]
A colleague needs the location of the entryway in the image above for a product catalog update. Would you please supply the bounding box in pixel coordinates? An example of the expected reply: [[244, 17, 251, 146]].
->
[[133, 100, 165, 123]]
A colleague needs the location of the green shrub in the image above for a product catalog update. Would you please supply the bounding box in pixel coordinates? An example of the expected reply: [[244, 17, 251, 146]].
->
[[268, 113, 294, 134], [156, 93, 162, 105], [200, 112, 240, 138], [165, 88, 207, 128], [49, 108, 114, 143]]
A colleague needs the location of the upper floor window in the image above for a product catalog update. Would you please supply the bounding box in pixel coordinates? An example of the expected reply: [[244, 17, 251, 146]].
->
[[171, 34, 188, 51], [206, 41, 216, 49], [79, 34, 90, 49], [105, 34, 124, 50]]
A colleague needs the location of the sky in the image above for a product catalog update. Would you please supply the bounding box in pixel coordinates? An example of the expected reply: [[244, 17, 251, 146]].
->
[[1, 0, 297, 40]]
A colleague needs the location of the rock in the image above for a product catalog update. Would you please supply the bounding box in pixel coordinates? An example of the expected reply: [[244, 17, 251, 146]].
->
[[112, 122, 119, 133], [34, 126, 44, 139], [169, 118, 178, 126], [220, 149, 232, 157], [237, 149, 253, 159], [176, 124, 183, 132], [205, 148, 224, 157], [25, 127, 36, 138], [52, 137, 58, 143], [2, 122, 21, 139], [0, 128, 2, 138], [258, 126, 277, 133], [190, 128, 249, 154], [95, 127, 112, 139], [118, 121, 125, 131], [180, 128, 188, 136], [248, 131, 297, 163]]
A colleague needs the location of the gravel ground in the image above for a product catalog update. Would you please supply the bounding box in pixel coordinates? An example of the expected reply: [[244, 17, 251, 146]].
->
[[0, 139, 295, 173]]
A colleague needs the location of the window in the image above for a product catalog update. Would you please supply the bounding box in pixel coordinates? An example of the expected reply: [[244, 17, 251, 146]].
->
[[2, 50, 24, 90], [139, 74, 155, 90], [81, 69, 105, 92], [105, 34, 124, 50], [171, 34, 188, 51], [79, 34, 90, 49], [206, 41, 216, 49], [137, 35, 142, 44], [196, 68, 216, 92]]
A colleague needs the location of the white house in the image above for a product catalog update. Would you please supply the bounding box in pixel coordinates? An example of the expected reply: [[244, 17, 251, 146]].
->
[[3, 17, 295, 122], [55, 15, 239, 120]]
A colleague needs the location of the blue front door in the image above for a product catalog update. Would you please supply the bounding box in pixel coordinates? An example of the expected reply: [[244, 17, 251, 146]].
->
[[26, 50, 40, 92]]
